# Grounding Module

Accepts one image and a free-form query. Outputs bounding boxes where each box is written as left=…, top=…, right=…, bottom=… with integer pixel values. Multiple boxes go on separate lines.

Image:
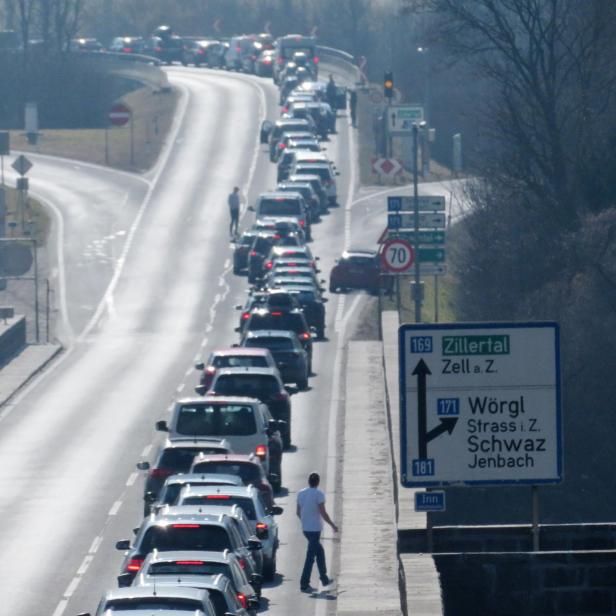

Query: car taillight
left=313, top=56, right=319, bottom=63
left=299, top=219, right=305, bottom=227
left=271, top=311, right=282, bottom=316
left=255, top=444, right=267, bottom=460
left=265, top=261, right=273, bottom=270
left=206, top=494, right=230, bottom=499
left=236, top=46, right=241, bottom=52
left=273, top=391, right=288, bottom=401
left=282, top=106, right=288, bottom=113
left=172, top=523, right=201, bottom=528
left=237, top=592, right=248, bottom=609
left=154, top=47, right=162, bottom=52
left=150, top=468, right=173, bottom=478
left=256, top=522, right=268, bottom=531
left=126, top=558, right=143, bottom=572
left=123, top=47, right=132, bottom=53
left=250, top=251, right=258, bottom=257
left=238, top=557, right=247, bottom=569
left=264, top=58, right=271, bottom=64
left=175, top=560, right=204, bottom=565
left=242, top=312, right=250, bottom=320
left=300, top=332, right=311, bottom=340
left=206, top=366, right=216, bottom=374
left=276, top=56, right=284, bottom=64
left=278, top=143, right=286, bottom=149
left=197, top=49, right=204, bottom=55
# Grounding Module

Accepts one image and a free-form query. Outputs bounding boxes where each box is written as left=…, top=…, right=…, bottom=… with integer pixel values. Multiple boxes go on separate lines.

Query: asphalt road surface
left=0, top=65, right=368, bottom=616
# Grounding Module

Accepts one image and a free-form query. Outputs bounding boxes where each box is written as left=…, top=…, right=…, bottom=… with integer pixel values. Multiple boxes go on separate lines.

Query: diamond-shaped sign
left=12, top=154, right=32, bottom=176
left=372, top=158, right=402, bottom=177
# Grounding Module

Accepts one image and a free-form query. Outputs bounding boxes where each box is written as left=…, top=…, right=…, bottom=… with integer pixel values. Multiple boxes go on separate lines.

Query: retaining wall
left=0, top=315, right=26, bottom=367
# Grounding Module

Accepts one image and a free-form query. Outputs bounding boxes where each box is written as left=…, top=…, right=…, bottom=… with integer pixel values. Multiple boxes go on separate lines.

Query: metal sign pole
left=130, top=114, right=135, bottom=167
left=33, top=239, right=39, bottom=343
left=434, top=275, right=439, bottom=322
left=412, top=123, right=421, bottom=323
left=532, top=485, right=540, bottom=551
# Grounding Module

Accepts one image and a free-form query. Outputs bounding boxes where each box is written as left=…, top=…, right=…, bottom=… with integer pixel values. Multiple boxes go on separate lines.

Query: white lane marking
left=194, top=353, right=201, bottom=362
left=63, top=576, right=80, bottom=598
left=51, top=599, right=68, bottom=616
left=340, top=293, right=363, bottom=331
left=88, top=535, right=103, bottom=554
left=200, top=338, right=208, bottom=348
left=141, top=444, right=152, bottom=457
left=76, top=554, right=94, bottom=576
left=184, top=367, right=193, bottom=377
left=108, top=500, right=122, bottom=516
left=177, top=383, right=185, bottom=393
left=224, top=258, right=231, bottom=268
left=78, top=82, right=190, bottom=341
left=334, top=294, right=346, bottom=333
left=126, top=472, right=139, bottom=486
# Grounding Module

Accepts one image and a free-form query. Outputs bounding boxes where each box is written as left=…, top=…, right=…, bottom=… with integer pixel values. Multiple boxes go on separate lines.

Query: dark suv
left=234, top=230, right=258, bottom=274
left=242, top=308, right=313, bottom=370
left=247, top=233, right=278, bottom=283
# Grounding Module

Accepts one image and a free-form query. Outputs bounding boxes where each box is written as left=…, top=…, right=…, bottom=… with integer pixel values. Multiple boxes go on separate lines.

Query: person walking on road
left=296, top=472, right=338, bottom=592
left=349, top=89, right=358, bottom=128
left=228, top=186, right=241, bottom=238
left=326, top=74, right=337, bottom=111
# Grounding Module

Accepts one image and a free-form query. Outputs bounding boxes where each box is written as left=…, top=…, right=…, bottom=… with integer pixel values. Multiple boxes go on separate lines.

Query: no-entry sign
left=108, top=103, right=132, bottom=127
left=381, top=238, right=414, bottom=273
left=399, top=322, right=562, bottom=487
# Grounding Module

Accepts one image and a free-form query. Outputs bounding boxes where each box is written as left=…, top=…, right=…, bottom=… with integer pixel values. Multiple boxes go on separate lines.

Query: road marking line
left=224, top=258, right=231, bottom=268
left=177, top=383, right=185, bottom=393
left=108, top=500, right=122, bottom=516
left=88, top=535, right=103, bottom=554
left=141, top=444, right=152, bottom=457
left=126, top=472, right=139, bottom=486
left=185, top=367, right=192, bottom=377
left=76, top=554, right=94, bottom=576
left=63, top=576, right=80, bottom=598
left=334, top=295, right=346, bottom=333
left=51, top=599, right=68, bottom=616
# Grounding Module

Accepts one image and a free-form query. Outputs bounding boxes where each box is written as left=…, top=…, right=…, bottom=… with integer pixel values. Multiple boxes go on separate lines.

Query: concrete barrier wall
left=435, top=551, right=616, bottom=615
left=0, top=316, right=26, bottom=367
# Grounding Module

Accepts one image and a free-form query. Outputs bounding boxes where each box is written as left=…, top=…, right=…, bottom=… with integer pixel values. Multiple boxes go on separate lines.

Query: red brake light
left=282, top=106, right=288, bottom=113
left=236, top=46, right=241, bottom=52
left=206, top=494, right=231, bottom=499
left=126, top=558, right=143, bottom=572
left=265, top=261, right=273, bottom=270
left=172, top=523, right=201, bottom=528
left=237, top=593, right=247, bottom=609
left=206, top=366, right=216, bottom=374
left=278, top=143, right=286, bottom=149
left=175, top=560, right=204, bottom=565
left=154, top=47, right=162, bottom=52
left=255, top=444, right=267, bottom=460
left=301, top=332, right=311, bottom=340
left=256, top=522, right=268, bottom=531
left=238, top=557, right=247, bottom=569
left=123, top=47, right=132, bottom=53
left=271, top=311, right=283, bottom=316
left=264, top=58, right=271, bottom=64
left=274, top=391, right=288, bottom=401
left=313, top=56, right=319, bottom=63
left=250, top=250, right=258, bottom=257
left=299, top=219, right=305, bottom=227
left=150, top=468, right=173, bottom=478
left=242, top=312, right=250, bottom=320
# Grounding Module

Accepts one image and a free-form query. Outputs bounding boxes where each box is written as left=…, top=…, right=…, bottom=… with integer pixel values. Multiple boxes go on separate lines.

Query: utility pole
left=412, top=122, right=425, bottom=323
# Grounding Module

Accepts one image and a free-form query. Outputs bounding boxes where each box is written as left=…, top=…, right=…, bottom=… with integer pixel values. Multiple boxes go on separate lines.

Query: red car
left=195, top=348, right=278, bottom=392
left=329, top=249, right=380, bottom=293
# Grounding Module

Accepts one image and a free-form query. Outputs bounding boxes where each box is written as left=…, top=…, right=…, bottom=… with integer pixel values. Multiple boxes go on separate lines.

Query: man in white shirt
left=296, top=471, right=338, bottom=592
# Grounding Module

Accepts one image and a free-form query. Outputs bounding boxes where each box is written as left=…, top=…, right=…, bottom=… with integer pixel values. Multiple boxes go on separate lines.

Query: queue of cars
left=77, top=33, right=384, bottom=616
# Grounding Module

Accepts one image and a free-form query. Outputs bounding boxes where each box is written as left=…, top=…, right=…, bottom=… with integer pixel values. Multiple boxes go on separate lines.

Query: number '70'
left=388, top=246, right=409, bottom=264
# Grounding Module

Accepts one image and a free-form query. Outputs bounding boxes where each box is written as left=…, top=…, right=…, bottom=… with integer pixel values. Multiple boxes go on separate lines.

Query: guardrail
left=317, top=45, right=361, bottom=83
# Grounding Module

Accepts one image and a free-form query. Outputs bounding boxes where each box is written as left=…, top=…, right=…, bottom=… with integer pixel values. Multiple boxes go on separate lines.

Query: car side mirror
left=315, top=256, right=320, bottom=260
left=132, top=527, right=140, bottom=535
left=250, top=573, right=263, bottom=586
left=235, top=304, right=242, bottom=310
left=136, top=461, right=150, bottom=471
left=248, top=537, right=263, bottom=550
left=322, top=297, right=328, bottom=303
left=335, top=171, right=340, bottom=176
left=320, top=279, right=326, bottom=284
left=76, top=613, right=92, bottom=616
left=232, top=343, right=239, bottom=348
left=117, top=573, right=133, bottom=587
left=144, top=491, right=156, bottom=503
left=155, top=420, right=168, bottom=432
left=194, top=385, right=207, bottom=396
left=234, top=326, right=241, bottom=333
left=248, top=205, right=255, bottom=212
left=272, top=505, right=284, bottom=515
left=316, top=269, right=321, bottom=273
left=195, top=361, right=204, bottom=370
left=115, top=539, right=130, bottom=550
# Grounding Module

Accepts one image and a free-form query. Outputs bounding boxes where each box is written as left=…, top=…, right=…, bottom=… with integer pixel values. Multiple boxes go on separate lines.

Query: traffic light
left=384, top=71, right=394, bottom=101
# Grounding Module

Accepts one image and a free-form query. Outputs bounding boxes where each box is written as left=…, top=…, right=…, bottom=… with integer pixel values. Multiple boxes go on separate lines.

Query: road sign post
left=399, top=322, right=562, bottom=487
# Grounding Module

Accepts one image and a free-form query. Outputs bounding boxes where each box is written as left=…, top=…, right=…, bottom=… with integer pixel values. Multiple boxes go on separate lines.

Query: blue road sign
left=415, top=491, right=446, bottom=512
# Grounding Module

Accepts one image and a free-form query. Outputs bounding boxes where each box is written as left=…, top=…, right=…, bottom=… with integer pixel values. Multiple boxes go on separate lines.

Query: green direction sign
left=388, top=230, right=446, bottom=245
left=418, top=248, right=446, bottom=263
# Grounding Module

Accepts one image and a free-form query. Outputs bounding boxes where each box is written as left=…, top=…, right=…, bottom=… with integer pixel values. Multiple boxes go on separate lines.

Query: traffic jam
left=77, top=34, right=381, bottom=616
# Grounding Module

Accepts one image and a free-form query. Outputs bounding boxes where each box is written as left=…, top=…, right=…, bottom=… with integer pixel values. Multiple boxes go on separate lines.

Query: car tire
left=233, top=263, right=241, bottom=275
left=263, top=551, right=277, bottom=582
left=298, top=377, right=309, bottom=391
left=283, top=424, right=291, bottom=450
left=317, top=325, right=325, bottom=340
left=329, top=282, right=336, bottom=293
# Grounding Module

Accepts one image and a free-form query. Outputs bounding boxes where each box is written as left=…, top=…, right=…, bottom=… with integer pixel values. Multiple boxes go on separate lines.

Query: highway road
left=0, top=65, right=366, bottom=616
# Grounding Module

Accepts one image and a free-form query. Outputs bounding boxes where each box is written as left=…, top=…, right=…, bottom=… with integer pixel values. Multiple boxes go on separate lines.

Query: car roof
left=275, top=118, right=310, bottom=126
left=163, top=437, right=230, bottom=449
left=259, top=191, right=304, bottom=200
left=137, top=573, right=228, bottom=591
left=103, top=585, right=209, bottom=601
left=213, top=366, right=280, bottom=377
left=190, top=452, right=262, bottom=464
left=176, top=395, right=261, bottom=406
left=146, top=549, right=235, bottom=564
left=164, top=473, right=244, bottom=486
left=210, top=347, right=271, bottom=357
left=180, top=484, right=258, bottom=499
left=244, top=329, right=297, bottom=339
left=342, top=249, right=378, bottom=258
left=156, top=506, right=233, bottom=523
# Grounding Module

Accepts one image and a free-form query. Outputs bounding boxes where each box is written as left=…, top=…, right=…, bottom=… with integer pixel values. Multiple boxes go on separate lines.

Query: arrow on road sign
left=418, top=248, right=446, bottom=263
left=388, top=195, right=446, bottom=212
left=413, top=359, right=457, bottom=460
left=388, top=212, right=446, bottom=229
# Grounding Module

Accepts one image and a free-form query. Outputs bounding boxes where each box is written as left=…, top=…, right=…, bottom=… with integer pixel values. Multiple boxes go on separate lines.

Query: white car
left=176, top=484, right=283, bottom=581
left=289, top=161, right=339, bottom=206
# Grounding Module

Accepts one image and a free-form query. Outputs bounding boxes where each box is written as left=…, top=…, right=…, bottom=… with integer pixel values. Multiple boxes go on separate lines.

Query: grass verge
left=2, top=185, right=50, bottom=245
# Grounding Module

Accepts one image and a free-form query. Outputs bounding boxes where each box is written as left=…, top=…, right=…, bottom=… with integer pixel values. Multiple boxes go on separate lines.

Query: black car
left=234, top=230, right=258, bottom=274
left=242, top=308, right=313, bottom=370
left=207, top=367, right=292, bottom=449
left=182, top=39, right=211, bottom=66
left=247, top=233, right=278, bottom=283
left=241, top=330, right=309, bottom=390
left=136, top=438, right=232, bottom=515
left=236, top=291, right=269, bottom=330
left=109, top=36, right=143, bottom=54
left=282, top=286, right=327, bottom=339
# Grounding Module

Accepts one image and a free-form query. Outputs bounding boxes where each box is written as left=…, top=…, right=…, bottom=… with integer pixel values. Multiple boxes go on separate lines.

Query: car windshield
left=259, top=199, right=301, bottom=217
left=159, top=447, right=225, bottom=471
left=191, top=461, right=261, bottom=484
left=244, top=336, right=294, bottom=351
left=141, top=524, right=231, bottom=552
left=148, top=561, right=231, bottom=576
left=176, top=404, right=256, bottom=436
left=213, top=374, right=279, bottom=397
left=181, top=495, right=257, bottom=520
left=212, top=355, right=268, bottom=369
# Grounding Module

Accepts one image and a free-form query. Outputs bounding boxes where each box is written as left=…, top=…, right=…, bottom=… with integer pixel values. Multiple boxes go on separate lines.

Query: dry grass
left=8, top=86, right=179, bottom=172
left=2, top=186, right=50, bottom=244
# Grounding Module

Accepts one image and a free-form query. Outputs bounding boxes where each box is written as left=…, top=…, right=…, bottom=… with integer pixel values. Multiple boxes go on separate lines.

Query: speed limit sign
left=381, top=238, right=414, bottom=273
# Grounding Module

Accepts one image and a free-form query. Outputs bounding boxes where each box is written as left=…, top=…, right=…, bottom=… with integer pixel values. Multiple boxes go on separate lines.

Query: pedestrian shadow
left=262, top=572, right=285, bottom=589
left=308, top=589, right=337, bottom=601
left=275, top=486, right=289, bottom=497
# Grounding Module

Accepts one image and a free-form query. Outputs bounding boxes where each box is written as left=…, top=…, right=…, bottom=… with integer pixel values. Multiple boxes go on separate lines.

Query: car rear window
left=244, top=336, right=294, bottom=351
left=176, top=404, right=257, bottom=436
left=259, top=198, right=302, bottom=217
left=213, top=374, right=279, bottom=397
left=181, top=495, right=257, bottom=520
left=253, top=237, right=274, bottom=253
left=159, top=447, right=225, bottom=471
left=240, top=234, right=255, bottom=246
left=106, top=597, right=203, bottom=611
left=141, top=524, right=231, bottom=553
left=295, top=165, right=332, bottom=181
left=191, top=461, right=261, bottom=484
left=212, top=355, right=268, bottom=369
left=247, top=312, right=306, bottom=333
left=148, top=560, right=231, bottom=577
